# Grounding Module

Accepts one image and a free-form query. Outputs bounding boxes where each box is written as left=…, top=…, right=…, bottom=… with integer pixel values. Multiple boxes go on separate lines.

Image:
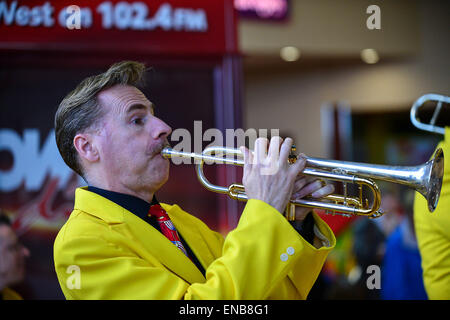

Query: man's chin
left=152, top=164, right=170, bottom=189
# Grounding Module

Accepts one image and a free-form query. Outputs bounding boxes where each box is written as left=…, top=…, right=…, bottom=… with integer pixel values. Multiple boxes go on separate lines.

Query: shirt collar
left=87, top=186, right=159, bottom=222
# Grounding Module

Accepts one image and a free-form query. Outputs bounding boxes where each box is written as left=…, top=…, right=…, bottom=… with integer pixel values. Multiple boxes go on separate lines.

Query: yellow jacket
left=414, top=127, right=450, bottom=299
left=54, top=187, right=335, bottom=300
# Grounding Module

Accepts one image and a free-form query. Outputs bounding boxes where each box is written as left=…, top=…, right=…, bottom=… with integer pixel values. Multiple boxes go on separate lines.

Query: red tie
left=148, top=204, right=190, bottom=258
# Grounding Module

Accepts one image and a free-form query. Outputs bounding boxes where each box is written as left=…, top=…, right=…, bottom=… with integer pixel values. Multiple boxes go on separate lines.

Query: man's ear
left=73, top=133, right=99, bottom=163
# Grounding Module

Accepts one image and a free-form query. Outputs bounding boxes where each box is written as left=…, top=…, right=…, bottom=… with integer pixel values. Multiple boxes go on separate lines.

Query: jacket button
left=287, top=247, right=295, bottom=255
left=280, top=253, right=289, bottom=261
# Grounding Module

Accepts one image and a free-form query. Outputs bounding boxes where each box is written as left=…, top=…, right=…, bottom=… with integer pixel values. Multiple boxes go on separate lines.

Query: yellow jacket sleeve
left=186, top=200, right=334, bottom=300
left=414, top=127, right=450, bottom=299
left=54, top=189, right=335, bottom=300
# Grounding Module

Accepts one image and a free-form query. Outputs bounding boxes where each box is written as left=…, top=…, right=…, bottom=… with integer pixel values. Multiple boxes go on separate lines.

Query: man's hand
left=240, top=137, right=306, bottom=214
left=291, top=172, right=335, bottom=221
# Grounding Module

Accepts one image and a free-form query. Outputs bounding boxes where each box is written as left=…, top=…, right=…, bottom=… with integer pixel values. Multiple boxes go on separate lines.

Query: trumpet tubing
left=161, top=145, right=444, bottom=220
left=410, top=93, right=450, bottom=135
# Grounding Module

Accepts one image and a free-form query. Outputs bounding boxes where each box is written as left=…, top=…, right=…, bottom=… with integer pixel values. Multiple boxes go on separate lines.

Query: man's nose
left=151, top=117, right=172, bottom=140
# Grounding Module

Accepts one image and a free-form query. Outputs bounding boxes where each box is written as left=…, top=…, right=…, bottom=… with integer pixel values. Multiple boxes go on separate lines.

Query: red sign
left=0, top=0, right=238, bottom=55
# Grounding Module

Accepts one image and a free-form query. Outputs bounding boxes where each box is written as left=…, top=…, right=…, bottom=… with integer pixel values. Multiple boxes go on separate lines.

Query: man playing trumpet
left=53, top=61, right=336, bottom=300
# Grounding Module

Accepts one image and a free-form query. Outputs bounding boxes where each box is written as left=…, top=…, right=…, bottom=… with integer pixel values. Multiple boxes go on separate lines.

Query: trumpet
left=162, top=145, right=444, bottom=220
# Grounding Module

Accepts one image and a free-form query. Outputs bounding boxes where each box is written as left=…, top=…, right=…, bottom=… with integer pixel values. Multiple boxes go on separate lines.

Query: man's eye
left=132, top=118, right=144, bottom=125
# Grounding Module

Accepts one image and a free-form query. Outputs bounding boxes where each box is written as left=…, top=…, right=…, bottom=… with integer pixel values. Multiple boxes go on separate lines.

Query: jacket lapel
left=122, top=210, right=206, bottom=284
left=75, top=187, right=206, bottom=285
left=163, top=204, right=217, bottom=272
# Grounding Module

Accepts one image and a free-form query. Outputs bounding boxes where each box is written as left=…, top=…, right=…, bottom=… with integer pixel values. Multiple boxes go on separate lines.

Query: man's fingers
left=240, top=146, right=254, bottom=177
left=254, top=137, right=268, bottom=164
left=292, top=176, right=312, bottom=193
left=311, top=184, right=335, bottom=198
left=240, top=146, right=253, bottom=176
left=288, top=153, right=307, bottom=177
left=240, top=146, right=253, bottom=164
left=279, top=137, right=294, bottom=165
left=292, top=180, right=334, bottom=199
left=267, top=136, right=283, bottom=160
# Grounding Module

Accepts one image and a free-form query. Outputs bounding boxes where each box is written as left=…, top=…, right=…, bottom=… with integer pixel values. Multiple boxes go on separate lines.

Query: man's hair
left=55, top=61, right=147, bottom=178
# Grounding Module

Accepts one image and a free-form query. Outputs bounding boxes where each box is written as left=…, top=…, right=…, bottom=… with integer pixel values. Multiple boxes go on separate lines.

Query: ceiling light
left=361, top=48, right=379, bottom=64
left=280, top=46, right=301, bottom=62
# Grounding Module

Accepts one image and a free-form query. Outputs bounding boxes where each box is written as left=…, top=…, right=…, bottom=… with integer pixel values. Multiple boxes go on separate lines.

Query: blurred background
left=0, top=0, right=449, bottom=299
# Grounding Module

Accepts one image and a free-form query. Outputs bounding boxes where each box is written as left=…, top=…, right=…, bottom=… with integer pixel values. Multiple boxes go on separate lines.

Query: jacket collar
left=74, top=187, right=125, bottom=223
left=86, top=186, right=158, bottom=223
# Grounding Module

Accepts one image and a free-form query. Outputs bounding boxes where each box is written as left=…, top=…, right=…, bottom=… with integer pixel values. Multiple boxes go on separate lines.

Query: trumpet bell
left=425, top=147, right=444, bottom=211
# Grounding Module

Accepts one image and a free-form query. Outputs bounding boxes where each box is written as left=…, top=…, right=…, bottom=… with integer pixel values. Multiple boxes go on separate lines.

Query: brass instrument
left=410, top=93, right=450, bottom=135
left=162, top=145, right=444, bottom=221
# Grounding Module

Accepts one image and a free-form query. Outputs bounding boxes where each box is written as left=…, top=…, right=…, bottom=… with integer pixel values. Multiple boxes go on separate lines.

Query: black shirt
left=87, top=186, right=206, bottom=277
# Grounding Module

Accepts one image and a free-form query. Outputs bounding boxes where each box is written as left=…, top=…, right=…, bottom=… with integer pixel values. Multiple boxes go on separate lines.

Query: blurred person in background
left=323, top=217, right=385, bottom=300
left=375, top=188, right=403, bottom=238
left=346, top=217, right=385, bottom=300
left=381, top=189, right=427, bottom=300
left=0, top=211, right=30, bottom=300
